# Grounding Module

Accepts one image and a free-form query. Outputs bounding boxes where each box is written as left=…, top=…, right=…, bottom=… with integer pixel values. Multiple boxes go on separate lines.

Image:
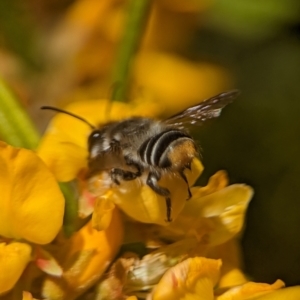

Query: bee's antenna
left=41, top=106, right=96, bottom=130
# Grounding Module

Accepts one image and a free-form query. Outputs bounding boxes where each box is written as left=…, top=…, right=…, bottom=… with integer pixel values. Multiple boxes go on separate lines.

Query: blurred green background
left=1, top=0, right=300, bottom=286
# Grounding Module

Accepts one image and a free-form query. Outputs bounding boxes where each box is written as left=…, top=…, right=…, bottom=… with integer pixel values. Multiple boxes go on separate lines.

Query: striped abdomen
left=138, top=129, right=197, bottom=169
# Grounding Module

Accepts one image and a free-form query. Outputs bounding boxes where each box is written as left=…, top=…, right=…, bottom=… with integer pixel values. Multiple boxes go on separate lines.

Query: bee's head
left=87, top=126, right=124, bottom=178
left=88, top=128, right=108, bottom=158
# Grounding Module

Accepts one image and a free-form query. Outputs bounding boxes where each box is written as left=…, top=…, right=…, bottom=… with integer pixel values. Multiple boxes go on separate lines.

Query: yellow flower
left=150, top=257, right=300, bottom=300
left=0, top=142, right=64, bottom=244
left=151, top=257, right=221, bottom=300
left=208, top=239, right=248, bottom=288
left=90, top=158, right=203, bottom=226
left=132, top=51, right=233, bottom=116
left=107, top=171, right=251, bottom=298
left=148, top=170, right=253, bottom=246
left=217, top=280, right=286, bottom=300
left=0, top=242, right=32, bottom=295
left=0, top=142, right=65, bottom=294
left=85, top=163, right=202, bottom=229
left=42, top=207, right=123, bottom=300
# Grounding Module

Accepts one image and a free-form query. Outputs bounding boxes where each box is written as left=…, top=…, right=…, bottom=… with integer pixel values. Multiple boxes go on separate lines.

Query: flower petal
left=92, top=192, right=116, bottom=231
left=158, top=183, right=253, bottom=244
left=35, top=247, right=63, bottom=277
left=255, top=286, right=300, bottom=300
left=196, top=184, right=253, bottom=245
left=116, top=238, right=204, bottom=295
left=0, top=142, right=64, bottom=244
left=111, top=158, right=203, bottom=225
left=194, top=170, right=228, bottom=198
left=133, top=52, right=232, bottom=116
left=208, top=239, right=248, bottom=288
left=38, top=135, right=87, bottom=182
left=42, top=208, right=123, bottom=299
left=217, top=280, right=285, bottom=300
left=0, top=242, right=32, bottom=295
left=22, top=291, right=39, bottom=300
left=151, top=257, right=221, bottom=300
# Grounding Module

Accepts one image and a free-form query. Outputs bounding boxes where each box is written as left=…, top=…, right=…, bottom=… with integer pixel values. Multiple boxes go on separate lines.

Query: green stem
left=59, top=182, right=79, bottom=237
left=0, top=78, right=40, bottom=148
left=111, top=0, right=151, bottom=102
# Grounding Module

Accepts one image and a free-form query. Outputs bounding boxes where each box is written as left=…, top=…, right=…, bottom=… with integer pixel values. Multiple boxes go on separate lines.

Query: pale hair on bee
left=42, top=90, right=239, bottom=222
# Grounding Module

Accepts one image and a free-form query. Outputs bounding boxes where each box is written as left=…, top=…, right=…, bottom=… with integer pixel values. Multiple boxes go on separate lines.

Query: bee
left=42, top=90, right=239, bottom=222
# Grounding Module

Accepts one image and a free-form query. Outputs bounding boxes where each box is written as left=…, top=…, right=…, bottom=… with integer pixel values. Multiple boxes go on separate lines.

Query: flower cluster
left=0, top=99, right=296, bottom=299
left=0, top=0, right=299, bottom=299
left=0, top=141, right=64, bottom=296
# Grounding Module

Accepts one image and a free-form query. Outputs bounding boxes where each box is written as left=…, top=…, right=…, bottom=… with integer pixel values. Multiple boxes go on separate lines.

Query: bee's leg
left=179, top=169, right=192, bottom=200
left=110, top=168, right=140, bottom=185
left=124, top=156, right=144, bottom=177
left=146, top=171, right=172, bottom=222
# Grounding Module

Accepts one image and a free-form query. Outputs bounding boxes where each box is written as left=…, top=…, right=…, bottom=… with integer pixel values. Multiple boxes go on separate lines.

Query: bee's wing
left=164, top=90, right=239, bottom=129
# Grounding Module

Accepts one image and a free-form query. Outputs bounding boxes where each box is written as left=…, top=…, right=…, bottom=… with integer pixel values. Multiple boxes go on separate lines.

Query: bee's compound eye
left=91, top=131, right=101, bottom=139
left=88, top=130, right=103, bottom=147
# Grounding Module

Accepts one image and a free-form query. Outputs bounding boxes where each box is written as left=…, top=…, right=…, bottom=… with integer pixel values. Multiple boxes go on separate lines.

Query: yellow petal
left=111, top=159, right=203, bottom=225
left=42, top=208, right=123, bottom=299
left=38, top=100, right=98, bottom=181
left=112, top=176, right=187, bottom=226
left=152, top=257, right=221, bottom=300
left=0, top=142, right=64, bottom=244
left=208, top=239, right=248, bottom=287
left=217, top=280, right=285, bottom=300
left=255, top=286, right=300, bottom=300
left=22, top=291, right=39, bottom=300
left=160, top=183, right=253, bottom=244
left=218, top=267, right=248, bottom=290
left=38, top=134, right=87, bottom=182
left=185, top=158, right=204, bottom=186
left=123, top=237, right=206, bottom=294
left=133, top=52, right=232, bottom=116
left=0, top=242, right=32, bottom=295
left=92, top=192, right=116, bottom=231
left=197, top=185, right=253, bottom=245
left=195, top=170, right=228, bottom=198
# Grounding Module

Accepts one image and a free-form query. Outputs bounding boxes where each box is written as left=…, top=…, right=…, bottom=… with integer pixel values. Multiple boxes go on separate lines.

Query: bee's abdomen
left=139, top=130, right=196, bottom=168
